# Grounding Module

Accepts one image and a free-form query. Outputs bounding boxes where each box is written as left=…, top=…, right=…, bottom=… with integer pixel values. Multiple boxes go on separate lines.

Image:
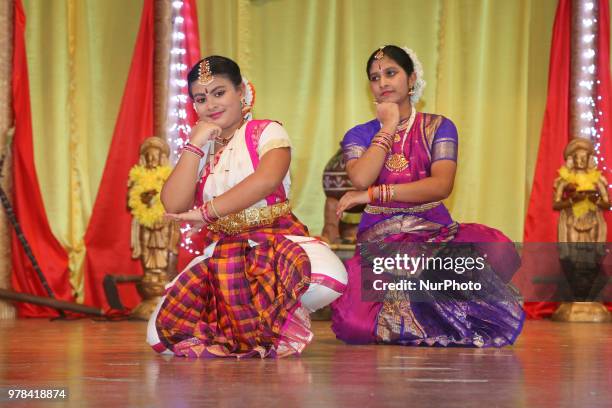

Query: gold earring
left=241, top=99, right=252, bottom=116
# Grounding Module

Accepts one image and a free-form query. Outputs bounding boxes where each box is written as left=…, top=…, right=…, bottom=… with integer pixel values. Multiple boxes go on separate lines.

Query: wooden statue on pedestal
left=128, top=137, right=180, bottom=320
left=552, top=137, right=611, bottom=322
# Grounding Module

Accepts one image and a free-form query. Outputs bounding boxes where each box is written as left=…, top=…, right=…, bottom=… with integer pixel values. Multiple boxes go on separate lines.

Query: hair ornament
left=198, top=58, right=214, bottom=85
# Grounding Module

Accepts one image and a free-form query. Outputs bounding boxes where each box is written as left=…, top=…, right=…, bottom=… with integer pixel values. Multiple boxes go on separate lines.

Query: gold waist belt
left=364, top=201, right=441, bottom=215
left=208, top=201, right=292, bottom=235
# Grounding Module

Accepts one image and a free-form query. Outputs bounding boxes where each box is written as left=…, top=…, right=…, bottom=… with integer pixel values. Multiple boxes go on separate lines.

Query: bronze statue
left=552, top=137, right=611, bottom=322
left=553, top=138, right=610, bottom=242
left=128, top=137, right=180, bottom=319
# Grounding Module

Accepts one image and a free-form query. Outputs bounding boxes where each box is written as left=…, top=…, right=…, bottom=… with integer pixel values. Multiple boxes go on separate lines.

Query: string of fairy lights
left=166, top=1, right=191, bottom=165
left=165, top=1, right=202, bottom=255
left=575, top=1, right=607, bottom=185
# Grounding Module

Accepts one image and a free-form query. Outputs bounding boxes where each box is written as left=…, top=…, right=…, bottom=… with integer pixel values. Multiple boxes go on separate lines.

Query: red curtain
left=522, top=0, right=612, bottom=318
left=83, top=0, right=155, bottom=310
left=183, top=0, right=202, bottom=127
left=10, top=0, right=71, bottom=317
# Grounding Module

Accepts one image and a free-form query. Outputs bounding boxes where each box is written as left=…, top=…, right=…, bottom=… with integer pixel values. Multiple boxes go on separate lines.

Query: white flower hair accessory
left=401, top=47, right=426, bottom=104
left=242, top=76, right=255, bottom=120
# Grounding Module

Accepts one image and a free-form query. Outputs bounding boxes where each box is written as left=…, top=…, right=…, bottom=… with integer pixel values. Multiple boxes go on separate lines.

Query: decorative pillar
left=154, top=0, right=172, bottom=139
left=0, top=0, right=16, bottom=319
left=570, top=0, right=603, bottom=157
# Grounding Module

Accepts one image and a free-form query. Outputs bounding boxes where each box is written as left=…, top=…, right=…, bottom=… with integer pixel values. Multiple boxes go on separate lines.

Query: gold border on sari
left=358, top=215, right=458, bottom=243
left=358, top=215, right=444, bottom=242
left=343, top=144, right=367, bottom=161
left=419, top=113, right=444, bottom=161
left=365, top=201, right=441, bottom=215
left=376, top=297, right=426, bottom=343
left=258, top=139, right=291, bottom=157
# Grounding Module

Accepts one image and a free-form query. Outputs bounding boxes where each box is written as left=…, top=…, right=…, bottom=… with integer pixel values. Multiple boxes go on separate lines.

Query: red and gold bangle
left=371, top=139, right=390, bottom=149
left=371, top=135, right=392, bottom=152
left=379, top=184, right=394, bottom=203
left=198, top=205, right=210, bottom=223
left=374, top=131, right=393, bottom=142
left=376, top=131, right=394, bottom=145
left=371, top=140, right=390, bottom=153
left=199, top=201, right=217, bottom=223
left=368, top=186, right=375, bottom=203
left=183, top=142, right=205, bottom=158
left=377, top=136, right=393, bottom=148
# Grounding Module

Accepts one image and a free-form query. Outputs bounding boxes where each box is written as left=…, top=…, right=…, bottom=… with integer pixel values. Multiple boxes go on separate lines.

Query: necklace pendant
left=394, top=134, right=401, bottom=143
left=215, top=137, right=231, bottom=146
left=385, top=153, right=409, bottom=172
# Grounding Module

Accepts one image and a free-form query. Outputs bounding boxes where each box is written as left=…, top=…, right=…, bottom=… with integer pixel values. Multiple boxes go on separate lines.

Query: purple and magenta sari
left=330, top=113, right=525, bottom=347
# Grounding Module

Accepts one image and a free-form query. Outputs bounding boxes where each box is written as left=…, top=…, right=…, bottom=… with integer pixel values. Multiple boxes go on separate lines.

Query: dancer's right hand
left=336, top=190, right=370, bottom=219
left=190, top=121, right=222, bottom=148
left=375, top=102, right=400, bottom=129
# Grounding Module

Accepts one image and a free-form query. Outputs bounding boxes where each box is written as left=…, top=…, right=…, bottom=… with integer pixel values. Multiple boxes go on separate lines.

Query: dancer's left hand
left=165, top=210, right=207, bottom=238
left=165, top=209, right=203, bottom=223
left=336, top=190, right=370, bottom=218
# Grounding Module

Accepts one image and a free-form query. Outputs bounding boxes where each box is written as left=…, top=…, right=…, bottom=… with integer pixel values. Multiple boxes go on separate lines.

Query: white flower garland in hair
left=242, top=76, right=255, bottom=120
left=401, top=47, right=426, bottom=104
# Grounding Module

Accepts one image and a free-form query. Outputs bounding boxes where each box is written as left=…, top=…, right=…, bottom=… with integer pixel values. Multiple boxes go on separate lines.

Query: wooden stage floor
left=0, top=319, right=610, bottom=407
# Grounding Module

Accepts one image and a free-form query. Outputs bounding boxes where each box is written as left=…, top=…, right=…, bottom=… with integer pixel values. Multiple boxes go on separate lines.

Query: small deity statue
left=128, top=137, right=180, bottom=319
left=552, top=138, right=611, bottom=321
left=553, top=138, right=610, bottom=243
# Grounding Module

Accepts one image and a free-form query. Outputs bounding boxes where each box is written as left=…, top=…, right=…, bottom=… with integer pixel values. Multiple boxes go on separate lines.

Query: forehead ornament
left=198, top=59, right=214, bottom=86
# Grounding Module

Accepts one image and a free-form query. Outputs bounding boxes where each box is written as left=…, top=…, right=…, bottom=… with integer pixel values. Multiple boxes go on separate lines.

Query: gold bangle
left=209, top=198, right=221, bottom=219
left=371, top=142, right=389, bottom=153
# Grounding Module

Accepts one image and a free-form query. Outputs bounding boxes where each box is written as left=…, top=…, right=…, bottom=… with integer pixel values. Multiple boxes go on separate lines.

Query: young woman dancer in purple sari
left=331, top=45, right=524, bottom=347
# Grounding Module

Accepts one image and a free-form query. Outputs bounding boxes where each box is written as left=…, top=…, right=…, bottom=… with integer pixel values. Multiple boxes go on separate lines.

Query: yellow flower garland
left=128, top=165, right=172, bottom=228
left=558, top=166, right=600, bottom=218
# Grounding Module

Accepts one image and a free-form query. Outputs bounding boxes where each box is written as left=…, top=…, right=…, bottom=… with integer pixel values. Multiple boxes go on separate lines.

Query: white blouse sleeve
left=257, top=121, right=292, bottom=157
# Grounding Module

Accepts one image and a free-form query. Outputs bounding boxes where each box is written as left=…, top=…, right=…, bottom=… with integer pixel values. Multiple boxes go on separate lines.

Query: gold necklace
left=214, top=119, right=246, bottom=146
left=384, top=107, right=416, bottom=173
left=209, top=119, right=246, bottom=174
left=215, top=137, right=232, bottom=146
